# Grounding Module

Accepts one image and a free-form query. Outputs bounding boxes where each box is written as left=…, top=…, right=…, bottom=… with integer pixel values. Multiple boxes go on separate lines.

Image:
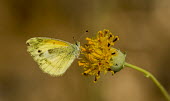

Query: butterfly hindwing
left=38, top=47, right=77, bottom=76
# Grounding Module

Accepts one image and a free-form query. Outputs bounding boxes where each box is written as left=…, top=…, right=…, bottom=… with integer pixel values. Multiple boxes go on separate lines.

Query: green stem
left=124, top=62, right=170, bottom=101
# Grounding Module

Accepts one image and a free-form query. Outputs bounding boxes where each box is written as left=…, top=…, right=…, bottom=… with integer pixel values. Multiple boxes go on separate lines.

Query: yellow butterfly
left=26, top=37, right=80, bottom=76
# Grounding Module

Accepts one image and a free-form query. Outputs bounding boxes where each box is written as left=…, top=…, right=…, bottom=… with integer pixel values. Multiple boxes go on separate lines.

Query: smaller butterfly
left=26, top=37, right=80, bottom=76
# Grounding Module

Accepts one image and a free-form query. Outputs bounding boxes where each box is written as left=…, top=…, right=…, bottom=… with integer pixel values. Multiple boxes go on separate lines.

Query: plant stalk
left=124, top=62, right=170, bottom=101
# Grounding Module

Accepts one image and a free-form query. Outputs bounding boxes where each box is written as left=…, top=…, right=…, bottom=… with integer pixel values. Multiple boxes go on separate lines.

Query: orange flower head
left=78, top=29, right=126, bottom=83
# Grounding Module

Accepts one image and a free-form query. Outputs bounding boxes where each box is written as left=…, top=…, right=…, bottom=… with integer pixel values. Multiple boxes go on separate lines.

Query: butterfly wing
left=26, top=37, right=79, bottom=76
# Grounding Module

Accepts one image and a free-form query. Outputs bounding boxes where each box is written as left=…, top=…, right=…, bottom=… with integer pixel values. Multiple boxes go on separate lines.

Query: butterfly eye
left=75, top=42, right=80, bottom=47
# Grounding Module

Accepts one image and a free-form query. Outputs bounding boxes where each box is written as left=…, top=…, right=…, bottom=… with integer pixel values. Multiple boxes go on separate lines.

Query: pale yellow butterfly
left=26, top=37, right=80, bottom=76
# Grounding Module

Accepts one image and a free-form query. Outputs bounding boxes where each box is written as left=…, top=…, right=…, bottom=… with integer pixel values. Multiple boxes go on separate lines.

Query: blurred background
left=0, top=0, right=170, bottom=101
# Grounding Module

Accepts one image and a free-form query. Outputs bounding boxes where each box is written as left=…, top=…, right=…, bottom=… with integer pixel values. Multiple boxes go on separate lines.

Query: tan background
left=0, top=0, right=170, bottom=101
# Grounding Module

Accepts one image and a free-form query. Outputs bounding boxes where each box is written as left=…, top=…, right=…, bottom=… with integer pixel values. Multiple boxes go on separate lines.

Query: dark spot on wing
left=48, top=49, right=54, bottom=54
left=38, top=50, right=41, bottom=53
left=37, top=39, right=43, bottom=42
left=115, top=64, right=118, bottom=66
left=39, top=53, right=43, bottom=56
left=26, top=42, right=30, bottom=46
left=86, top=30, right=89, bottom=32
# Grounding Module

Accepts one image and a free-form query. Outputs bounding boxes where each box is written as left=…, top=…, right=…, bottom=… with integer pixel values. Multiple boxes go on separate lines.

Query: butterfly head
left=72, top=41, right=80, bottom=58
left=75, top=41, right=80, bottom=47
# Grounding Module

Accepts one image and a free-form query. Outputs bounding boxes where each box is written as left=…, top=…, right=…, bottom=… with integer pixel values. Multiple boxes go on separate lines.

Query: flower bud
left=110, top=49, right=126, bottom=72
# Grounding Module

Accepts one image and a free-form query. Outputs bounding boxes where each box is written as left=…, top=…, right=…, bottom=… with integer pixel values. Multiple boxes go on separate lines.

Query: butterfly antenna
left=73, top=36, right=76, bottom=42
left=73, top=36, right=78, bottom=45
left=73, top=30, right=89, bottom=42
left=78, top=30, right=89, bottom=40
